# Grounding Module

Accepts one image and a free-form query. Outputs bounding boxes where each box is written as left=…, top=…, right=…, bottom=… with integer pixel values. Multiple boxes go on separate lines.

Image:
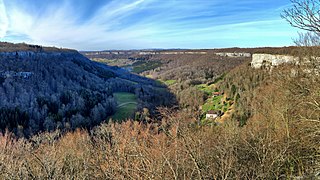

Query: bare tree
left=282, top=0, right=320, bottom=69
left=282, top=0, right=320, bottom=33
left=294, top=31, right=320, bottom=46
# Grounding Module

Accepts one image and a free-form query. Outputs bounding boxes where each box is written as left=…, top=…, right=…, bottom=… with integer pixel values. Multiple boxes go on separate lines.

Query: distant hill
left=0, top=42, right=76, bottom=53
left=0, top=42, right=174, bottom=137
left=82, top=46, right=313, bottom=58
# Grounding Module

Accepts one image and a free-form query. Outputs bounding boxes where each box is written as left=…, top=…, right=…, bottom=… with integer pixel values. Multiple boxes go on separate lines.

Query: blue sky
left=0, top=0, right=298, bottom=50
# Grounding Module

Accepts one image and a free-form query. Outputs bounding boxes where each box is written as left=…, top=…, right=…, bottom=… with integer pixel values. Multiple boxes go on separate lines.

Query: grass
left=196, top=83, right=232, bottom=116
left=201, top=94, right=234, bottom=123
left=112, top=104, right=137, bottom=121
left=155, top=79, right=177, bottom=87
left=113, top=92, right=137, bottom=104
left=112, top=92, right=138, bottom=121
left=92, top=58, right=114, bottom=64
left=202, top=95, right=223, bottom=112
left=91, top=58, right=162, bottom=74
left=196, top=84, right=216, bottom=94
left=91, top=58, right=135, bottom=68
left=202, top=95, right=232, bottom=113
left=132, top=61, right=162, bottom=73
left=163, top=79, right=177, bottom=86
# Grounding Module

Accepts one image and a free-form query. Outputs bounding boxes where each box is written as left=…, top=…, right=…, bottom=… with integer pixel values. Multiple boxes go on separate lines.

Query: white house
left=206, top=110, right=221, bottom=120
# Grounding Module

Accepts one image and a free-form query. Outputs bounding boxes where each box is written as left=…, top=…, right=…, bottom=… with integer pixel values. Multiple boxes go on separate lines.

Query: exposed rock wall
left=215, top=52, right=251, bottom=58
left=83, top=51, right=207, bottom=56
left=0, top=51, right=78, bottom=60
left=251, top=54, right=299, bottom=68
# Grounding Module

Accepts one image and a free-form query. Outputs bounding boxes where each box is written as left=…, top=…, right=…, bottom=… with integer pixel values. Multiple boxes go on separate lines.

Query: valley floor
left=111, top=92, right=138, bottom=121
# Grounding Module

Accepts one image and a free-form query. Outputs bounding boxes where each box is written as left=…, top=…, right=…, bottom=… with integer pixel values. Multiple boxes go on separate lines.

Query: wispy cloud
left=1, top=0, right=296, bottom=50
left=0, top=0, right=8, bottom=38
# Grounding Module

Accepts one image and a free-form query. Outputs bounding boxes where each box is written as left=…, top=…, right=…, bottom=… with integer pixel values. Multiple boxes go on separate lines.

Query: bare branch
left=282, top=0, right=320, bottom=33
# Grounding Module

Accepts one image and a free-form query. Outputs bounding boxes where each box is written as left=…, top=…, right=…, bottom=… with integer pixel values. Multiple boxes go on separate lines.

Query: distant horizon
left=0, top=0, right=298, bottom=50
left=1, top=40, right=298, bottom=52
left=79, top=45, right=298, bottom=52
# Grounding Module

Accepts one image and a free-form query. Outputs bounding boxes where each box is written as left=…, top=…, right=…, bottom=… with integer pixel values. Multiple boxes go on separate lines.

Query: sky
left=0, top=0, right=299, bottom=50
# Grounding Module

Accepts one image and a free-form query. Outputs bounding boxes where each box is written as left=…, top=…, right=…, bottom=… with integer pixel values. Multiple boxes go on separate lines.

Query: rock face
left=215, top=52, right=251, bottom=58
left=251, top=54, right=299, bottom=69
left=0, top=51, right=78, bottom=66
left=83, top=50, right=207, bottom=56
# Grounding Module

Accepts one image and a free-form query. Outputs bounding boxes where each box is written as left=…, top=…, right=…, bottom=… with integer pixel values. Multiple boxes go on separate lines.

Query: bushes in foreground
left=0, top=63, right=318, bottom=179
left=0, top=106, right=318, bottom=179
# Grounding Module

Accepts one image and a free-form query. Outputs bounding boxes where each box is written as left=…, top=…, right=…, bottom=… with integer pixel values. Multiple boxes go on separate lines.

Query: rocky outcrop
left=0, top=51, right=78, bottom=60
left=251, top=54, right=299, bottom=69
left=83, top=50, right=207, bottom=56
left=215, top=52, right=251, bottom=58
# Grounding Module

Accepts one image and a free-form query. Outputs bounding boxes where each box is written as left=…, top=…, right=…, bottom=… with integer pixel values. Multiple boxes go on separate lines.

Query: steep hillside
left=82, top=50, right=250, bottom=115
left=0, top=42, right=174, bottom=136
left=0, top=58, right=317, bottom=179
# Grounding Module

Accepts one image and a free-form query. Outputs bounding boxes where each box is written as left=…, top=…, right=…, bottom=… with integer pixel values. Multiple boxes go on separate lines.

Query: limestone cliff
left=251, top=54, right=299, bottom=68
left=215, top=52, right=251, bottom=58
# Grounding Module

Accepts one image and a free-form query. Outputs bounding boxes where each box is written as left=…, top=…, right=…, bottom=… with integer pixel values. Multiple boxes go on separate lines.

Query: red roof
left=207, top=110, right=220, bottom=114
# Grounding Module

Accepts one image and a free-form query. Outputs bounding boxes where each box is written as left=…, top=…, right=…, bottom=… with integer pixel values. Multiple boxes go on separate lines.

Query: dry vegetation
left=213, top=46, right=304, bottom=56
left=0, top=61, right=318, bottom=179
left=0, top=0, right=319, bottom=178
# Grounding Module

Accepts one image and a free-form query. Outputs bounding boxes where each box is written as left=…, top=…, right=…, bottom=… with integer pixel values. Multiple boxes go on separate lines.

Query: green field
left=202, top=95, right=232, bottom=113
left=155, top=79, right=177, bottom=86
left=202, top=95, right=223, bottom=112
left=163, top=79, right=177, bottom=86
left=112, top=92, right=138, bottom=121
left=131, top=61, right=162, bottom=73
left=196, top=84, right=216, bottom=94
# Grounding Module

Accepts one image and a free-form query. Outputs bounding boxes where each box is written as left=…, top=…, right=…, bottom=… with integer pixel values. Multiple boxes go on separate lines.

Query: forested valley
left=0, top=42, right=317, bottom=179
left=0, top=0, right=319, bottom=178
left=0, top=42, right=175, bottom=137
left=0, top=40, right=317, bottom=179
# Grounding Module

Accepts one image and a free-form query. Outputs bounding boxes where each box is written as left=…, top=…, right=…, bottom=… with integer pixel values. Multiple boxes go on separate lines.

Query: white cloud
left=1, top=0, right=296, bottom=50
left=2, top=0, right=154, bottom=49
left=0, top=0, right=8, bottom=38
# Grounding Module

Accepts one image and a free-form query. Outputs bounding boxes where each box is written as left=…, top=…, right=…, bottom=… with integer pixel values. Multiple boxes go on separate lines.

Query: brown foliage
left=0, top=58, right=318, bottom=179
left=0, top=100, right=318, bottom=179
